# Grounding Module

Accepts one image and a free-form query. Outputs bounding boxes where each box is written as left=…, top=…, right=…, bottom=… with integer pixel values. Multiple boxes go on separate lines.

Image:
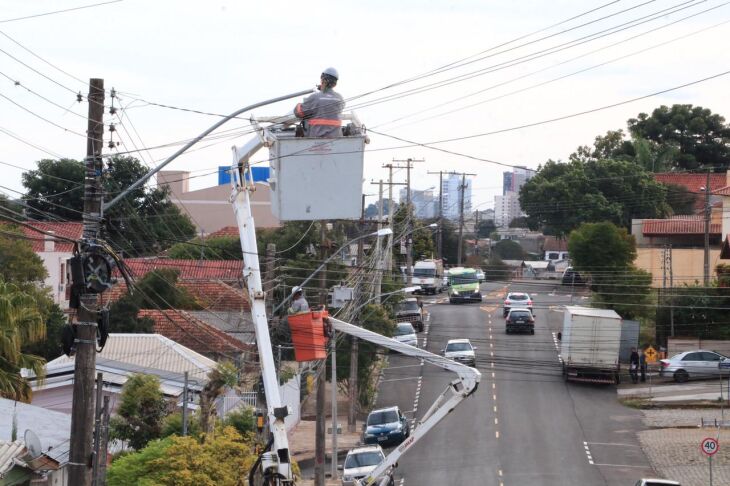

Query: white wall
left=37, top=251, right=72, bottom=309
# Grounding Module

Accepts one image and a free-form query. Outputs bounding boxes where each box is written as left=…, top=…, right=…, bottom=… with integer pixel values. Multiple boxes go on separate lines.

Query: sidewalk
left=289, top=418, right=364, bottom=464
left=619, top=379, right=730, bottom=404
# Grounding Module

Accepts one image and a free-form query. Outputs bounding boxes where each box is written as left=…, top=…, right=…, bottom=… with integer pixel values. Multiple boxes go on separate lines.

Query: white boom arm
left=329, top=318, right=481, bottom=486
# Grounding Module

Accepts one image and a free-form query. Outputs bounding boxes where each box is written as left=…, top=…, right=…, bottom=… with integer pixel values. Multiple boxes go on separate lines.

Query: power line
left=0, top=1, right=124, bottom=24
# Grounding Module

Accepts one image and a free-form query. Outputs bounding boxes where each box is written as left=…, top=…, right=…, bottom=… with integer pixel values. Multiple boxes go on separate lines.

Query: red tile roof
left=20, top=222, right=83, bottom=252
left=543, top=236, right=568, bottom=252
left=643, top=218, right=722, bottom=235
left=206, top=226, right=240, bottom=239
left=119, top=258, right=243, bottom=281
left=654, top=173, right=726, bottom=192
left=138, top=309, right=250, bottom=356
left=101, top=280, right=250, bottom=311
left=713, top=186, right=730, bottom=196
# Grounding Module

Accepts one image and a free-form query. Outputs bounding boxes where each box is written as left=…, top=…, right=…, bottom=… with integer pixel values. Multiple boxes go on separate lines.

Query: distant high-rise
left=400, top=188, right=436, bottom=219
left=440, top=173, right=472, bottom=221
left=502, top=172, right=513, bottom=195
left=495, top=166, right=535, bottom=227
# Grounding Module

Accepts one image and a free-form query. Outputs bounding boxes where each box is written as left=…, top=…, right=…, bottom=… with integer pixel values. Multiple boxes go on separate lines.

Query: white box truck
left=412, top=259, right=444, bottom=295
left=561, top=306, right=622, bottom=384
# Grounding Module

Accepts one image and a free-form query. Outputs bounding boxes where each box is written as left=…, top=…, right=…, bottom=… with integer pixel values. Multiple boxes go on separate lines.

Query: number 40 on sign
left=701, top=437, right=719, bottom=456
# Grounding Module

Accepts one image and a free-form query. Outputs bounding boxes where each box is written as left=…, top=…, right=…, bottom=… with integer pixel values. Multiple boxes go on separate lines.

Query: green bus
left=447, top=267, right=482, bottom=304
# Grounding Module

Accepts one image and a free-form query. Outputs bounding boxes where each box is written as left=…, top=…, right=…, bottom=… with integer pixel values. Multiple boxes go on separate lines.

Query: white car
left=442, top=338, right=476, bottom=367
left=634, top=480, right=680, bottom=486
left=393, top=322, right=418, bottom=347
left=476, top=269, right=485, bottom=282
left=340, top=445, right=394, bottom=486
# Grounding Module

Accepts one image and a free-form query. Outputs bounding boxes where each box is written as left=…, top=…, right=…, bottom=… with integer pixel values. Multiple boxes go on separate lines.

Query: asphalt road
left=373, top=281, right=655, bottom=486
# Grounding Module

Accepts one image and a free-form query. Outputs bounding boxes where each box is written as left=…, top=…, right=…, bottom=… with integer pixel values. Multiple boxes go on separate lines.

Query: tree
left=222, top=407, right=256, bottom=436
left=628, top=104, right=730, bottom=171
left=167, top=236, right=242, bottom=260
left=199, top=362, right=239, bottom=433
left=21, top=304, right=67, bottom=361
left=161, top=411, right=202, bottom=439
left=107, top=427, right=259, bottom=486
left=476, top=219, right=496, bottom=238
left=508, top=216, right=529, bottom=228
left=493, top=240, right=525, bottom=260
left=22, top=156, right=196, bottom=255
left=519, top=158, right=669, bottom=237
left=568, top=222, right=650, bottom=319
left=0, top=228, right=48, bottom=286
left=110, top=374, right=168, bottom=450
left=483, top=256, right=512, bottom=281
left=109, top=269, right=199, bottom=333
left=0, top=280, right=46, bottom=402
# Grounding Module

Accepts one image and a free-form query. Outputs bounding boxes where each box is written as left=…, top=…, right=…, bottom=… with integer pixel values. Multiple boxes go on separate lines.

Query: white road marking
left=498, top=470, right=503, bottom=477
left=496, top=430, right=500, bottom=438
left=494, top=418, right=498, bottom=425
left=587, top=442, right=641, bottom=448
left=494, top=405, right=497, bottom=412
left=592, top=463, right=652, bottom=468
left=583, top=441, right=595, bottom=465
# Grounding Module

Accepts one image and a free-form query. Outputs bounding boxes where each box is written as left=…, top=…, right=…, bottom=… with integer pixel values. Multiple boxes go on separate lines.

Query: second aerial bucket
left=288, top=310, right=328, bottom=361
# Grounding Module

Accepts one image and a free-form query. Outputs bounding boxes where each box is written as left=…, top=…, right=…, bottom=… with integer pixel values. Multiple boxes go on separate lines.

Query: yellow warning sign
left=644, top=346, right=658, bottom=363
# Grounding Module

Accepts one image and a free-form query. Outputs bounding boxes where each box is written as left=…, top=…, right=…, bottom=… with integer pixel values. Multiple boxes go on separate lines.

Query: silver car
left=659, top=350, right=730, bottom=383
left=393, top=322, right=418, bottom=347
left=443, top=338, right=476, bottom=367
left=340, top=445, right=394, bottom=486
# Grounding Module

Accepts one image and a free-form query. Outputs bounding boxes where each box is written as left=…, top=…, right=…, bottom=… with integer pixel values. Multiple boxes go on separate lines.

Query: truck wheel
left=530, top=329, right=535, bottom=335
left=614, top=372, right=621, bottom=385
left=674, top=369, right=689, bottom=383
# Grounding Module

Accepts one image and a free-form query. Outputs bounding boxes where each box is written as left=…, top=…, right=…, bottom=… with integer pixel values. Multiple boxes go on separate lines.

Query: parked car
left=476, top=269, right=485, bottom=283
left=634, top=480, right=680, bottom=486
left=505, top=308, right=535, bottom=334
left=393, top=322, right=418, bottom=347
left=503, top=292, right=533, bottom=317
left=442, top=338, right=476, bottom=367
left=340, top=445, right=394, bottom=486
left=394, top=298, right=424, bottom=332
left=659, top=350, right=730, bottom=383
left=363, top=406, right=410, bottom=446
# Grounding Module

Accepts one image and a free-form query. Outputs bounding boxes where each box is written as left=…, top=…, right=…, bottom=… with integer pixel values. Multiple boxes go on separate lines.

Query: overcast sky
left=2, top=0, right=730, bottom=215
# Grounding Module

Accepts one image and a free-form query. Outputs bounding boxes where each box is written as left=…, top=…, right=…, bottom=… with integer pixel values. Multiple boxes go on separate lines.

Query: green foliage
left=483, top=256, right=512, bottom=281
left=199, top=362, right=239, bottom=433
left=257, top=221, right=320, bottom=258
left=0, top=228, right=48, bottom=286
left=166, top=236, right=242, bottom=260
left=628, top=104, right=730, bottom=171
left=21, top=156, right=196, bottom=256
left=109, top=269, right=198, bottom=333
left=0, top=280, right=46, bottom=402
left=568, top=222, right=650, bottom=320
left=108, top=427, right=258, bottom=486
left=520, top=158, right=668, bottom=237
left=391, top=204, right=435, bottom=264
left=21, top=304, right=67, bottom=361
left=110, top=374, right=168, bottom=450
left=161, top=412, right=201, bottom=439
left=476, top=219, right=496, bottom=238
left=221, top=407, right=256, bottom=436
left=493, top=240, right=525, bottom=260
left=508, top=216, right=529, bottom=228
left=655, top=284, right=730, bottom=341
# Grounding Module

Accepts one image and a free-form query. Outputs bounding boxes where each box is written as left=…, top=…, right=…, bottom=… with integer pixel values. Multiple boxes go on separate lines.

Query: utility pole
left=330, top=331, right=338, bottom=480
left=314, top=222, right=327, bottom=486
left=375, top=180, right=384, bottom=298
left=97, top=396, right=110, bottom=486
left=669, top=244, right=675, bottom=337
left=391, top=159, right=424, bottom=284
left=348, top=196, right=367, bottom=433
left=91, top=373, right=103, bottom=486
left=381, top=163, right=407, bottom=274
left=704, top=169, right=711, bottom=286
left=182, top=371, right=189, bottom=436
left=427, top=171, right=445, bottom=260
left=69, top=78, right=105, bottom=486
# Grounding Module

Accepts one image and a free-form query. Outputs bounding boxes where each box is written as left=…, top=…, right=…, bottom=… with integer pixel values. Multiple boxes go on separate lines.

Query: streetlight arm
left=103, top=88, right=314, bottom=212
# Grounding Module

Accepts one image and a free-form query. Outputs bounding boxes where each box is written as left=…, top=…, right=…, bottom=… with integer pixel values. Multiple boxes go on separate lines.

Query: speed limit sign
left=701, top=437, right=719, bottom=456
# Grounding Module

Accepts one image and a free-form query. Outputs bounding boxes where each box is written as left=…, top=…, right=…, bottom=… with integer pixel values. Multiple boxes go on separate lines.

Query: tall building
left=502, top=172, right=513, bottom=195
left=399, top=188, right=436, bottom=219
left=503, top=166, right=535, bottom=195
left=494, top=192, right=522, bottom=228
left=440, top=174, right=472, bottom=221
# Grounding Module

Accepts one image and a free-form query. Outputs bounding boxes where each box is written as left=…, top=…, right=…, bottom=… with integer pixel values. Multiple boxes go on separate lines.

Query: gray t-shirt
left=289, top=297, right=310, bottom=314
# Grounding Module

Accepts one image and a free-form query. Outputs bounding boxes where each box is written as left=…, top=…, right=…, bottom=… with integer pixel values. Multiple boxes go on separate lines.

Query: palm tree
left=0, top=280, right=46, bottom=401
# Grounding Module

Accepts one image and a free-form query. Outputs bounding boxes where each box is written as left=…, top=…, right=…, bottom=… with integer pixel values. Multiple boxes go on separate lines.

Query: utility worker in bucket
left=288, top=286, right=310, bottom=315
left=293, top=67, right=345, bottom=138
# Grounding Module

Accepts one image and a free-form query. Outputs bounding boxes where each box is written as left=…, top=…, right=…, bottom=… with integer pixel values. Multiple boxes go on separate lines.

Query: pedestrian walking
left=639, top=347, right=647, bottom=383
left=629, top=347, right=640, bottom=384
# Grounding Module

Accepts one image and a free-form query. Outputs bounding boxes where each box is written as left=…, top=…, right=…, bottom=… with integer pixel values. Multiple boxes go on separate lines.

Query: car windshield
left=368, top=410, right=398, bottom=425
left=510, top=311, right=531, bottom=318
left=395, top=324, right=415, bottom=336
left=509, top=294, right=528, bottom=301
left=414, top=268, right=436, bottom=277
left=345, top=451, right=383, bottom=469
left=397, top=301, right=420, bottom=312
left=449, top=273, right=478, bottom=285
left=446, top=342, right=472, bottom=352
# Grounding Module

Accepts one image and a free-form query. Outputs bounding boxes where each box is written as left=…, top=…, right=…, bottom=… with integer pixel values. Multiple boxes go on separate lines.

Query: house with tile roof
left=138, top=309, right=252, bottom=362
left=15, top=221, right=83, bottom=309
left=119, top=257, right=244, bottom=282
left=29, top=334, right=216, bottom=415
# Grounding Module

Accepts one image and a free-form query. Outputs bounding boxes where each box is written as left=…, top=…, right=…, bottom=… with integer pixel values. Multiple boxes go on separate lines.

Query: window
left=345, top=452, right=384, bottom=468
left=702, top=352, right=721, bottom=361
left=60, top=263, right=65, bottom=284
left=394, top=324, right=415, bottom=336
left=682, top=352, right=704, bottom=361
left=446, top=342, right=472, bottom=352
left=548, top=252, right=559, bottom=260
left=368, top=410, right=398, bottom=425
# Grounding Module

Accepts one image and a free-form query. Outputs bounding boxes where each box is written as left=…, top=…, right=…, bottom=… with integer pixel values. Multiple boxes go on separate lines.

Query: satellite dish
left=24, top=429, right=42, bottom=459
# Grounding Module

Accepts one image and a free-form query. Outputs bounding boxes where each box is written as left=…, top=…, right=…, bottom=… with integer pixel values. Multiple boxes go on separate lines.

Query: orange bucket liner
left=288, top=310, right=328, bottom=361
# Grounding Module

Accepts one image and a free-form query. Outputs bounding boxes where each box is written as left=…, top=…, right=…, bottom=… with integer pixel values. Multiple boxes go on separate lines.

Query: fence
left=668, top=338, right=730, bottom=357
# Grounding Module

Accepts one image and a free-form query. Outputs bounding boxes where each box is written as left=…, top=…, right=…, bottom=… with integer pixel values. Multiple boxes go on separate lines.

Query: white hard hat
left=322, top=67, right=339, bottom=80
left=292, top=286, right=303, bottom=296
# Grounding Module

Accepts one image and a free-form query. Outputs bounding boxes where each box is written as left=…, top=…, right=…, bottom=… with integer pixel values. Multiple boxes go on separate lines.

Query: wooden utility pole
left=348, top=196, right=366, bottom=433
left=391, top=159, right=424, bottom=283
left=381, top=164, right=407, bottom=273
left=91, top=373, right=104, bottom=485
left=704, top=169, right=711, bottom=286
left=314, top=222, right=327, bottom=486
left=97, top=396, right=110, bottom=486
left=182, top=371, right=189, bottom=436
left=69, top=78, right=105, bottom=486
left=428, top=171, right=446, bottom=260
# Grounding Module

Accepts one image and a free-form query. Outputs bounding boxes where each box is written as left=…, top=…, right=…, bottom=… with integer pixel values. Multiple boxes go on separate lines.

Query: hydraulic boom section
left=328, top=318, right=481, bottom=486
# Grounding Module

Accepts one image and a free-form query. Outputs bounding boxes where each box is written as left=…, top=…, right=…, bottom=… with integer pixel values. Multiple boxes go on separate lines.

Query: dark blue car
left=363, top=406, right=410, bottom=447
